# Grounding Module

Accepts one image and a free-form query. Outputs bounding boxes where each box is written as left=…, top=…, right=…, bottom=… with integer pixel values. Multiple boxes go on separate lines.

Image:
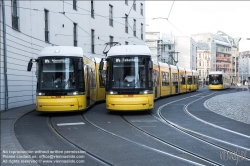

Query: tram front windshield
left=209, top=74, right=222, bottom=85
left=38, top=57, right=84, bottom=91
left=110, top=56, right=150, bottom=89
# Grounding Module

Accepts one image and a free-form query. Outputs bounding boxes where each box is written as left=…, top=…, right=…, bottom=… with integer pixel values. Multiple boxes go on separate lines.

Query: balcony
left=12, top=14, right=19, bottom=30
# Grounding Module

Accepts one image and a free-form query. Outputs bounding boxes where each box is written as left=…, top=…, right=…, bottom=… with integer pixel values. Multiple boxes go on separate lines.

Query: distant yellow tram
left=208, top=71, right=230, bottom=90
left=27, top=46, right=105, bottom=112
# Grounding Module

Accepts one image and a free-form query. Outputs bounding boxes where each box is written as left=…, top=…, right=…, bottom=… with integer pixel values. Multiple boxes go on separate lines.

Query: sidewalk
left=0, top=104, right=39, bottom=166
left=204, top=90, right=250, bottom=124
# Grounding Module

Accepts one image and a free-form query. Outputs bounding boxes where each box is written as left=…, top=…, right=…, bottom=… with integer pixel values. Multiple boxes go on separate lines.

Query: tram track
left=120, top=116, right=220, bottom=166
left=47, top=116, right=113, bottom=166
left=150, top=91, right=250, bottom=162
left=80, top=114, right=204, bottom=166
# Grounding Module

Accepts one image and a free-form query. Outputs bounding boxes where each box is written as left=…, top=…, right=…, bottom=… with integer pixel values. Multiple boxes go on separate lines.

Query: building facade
left=192, top=32, right=240, bottom=83
left=174, top=36, right=197, bottom=70
left=0, top=0, right=145, bottom=110
left=239, top=51, right=250, bottom=82
left=196, top=42, right=216, bottom=81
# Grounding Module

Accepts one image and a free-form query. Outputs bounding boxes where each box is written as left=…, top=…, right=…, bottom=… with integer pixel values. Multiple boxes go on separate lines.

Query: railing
left=12, top=14, right=19, bottom=30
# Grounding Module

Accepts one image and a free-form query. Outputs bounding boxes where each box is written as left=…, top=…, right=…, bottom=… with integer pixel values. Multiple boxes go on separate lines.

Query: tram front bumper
left=36, top=95, right=85, bottom=112
left=106, top=94, right=154, bottom=111
left=208, top=84, right=223, bottom=90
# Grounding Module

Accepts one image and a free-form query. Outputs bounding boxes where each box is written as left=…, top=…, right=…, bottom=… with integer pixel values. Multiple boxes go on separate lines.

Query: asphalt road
left=14, top=88, right=250, bottom=166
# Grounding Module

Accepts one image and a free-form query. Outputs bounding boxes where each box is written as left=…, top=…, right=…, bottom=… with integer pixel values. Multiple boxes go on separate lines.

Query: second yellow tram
left=99, top=45, right=199, bottom=111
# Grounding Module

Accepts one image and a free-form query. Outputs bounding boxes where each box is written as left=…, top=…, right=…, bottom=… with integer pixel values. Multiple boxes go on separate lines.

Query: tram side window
left=172, top=73, right=178, bottom=85
left=153, top=69, right=159, bottom=87
left=99, top=70, right=106, bottom=87
left=89, top=68, right=96, bottom=89
left=187, top=76, right=192, bottom=84
left=162, top=72, right=169, bottom=86
left=166, top=72, right=169, bottom=85
left=181, top=75, right=185, bottom=85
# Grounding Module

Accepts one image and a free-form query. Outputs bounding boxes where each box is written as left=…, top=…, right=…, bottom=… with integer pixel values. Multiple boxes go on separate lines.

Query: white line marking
left=57, top=122, right=85, bottom=126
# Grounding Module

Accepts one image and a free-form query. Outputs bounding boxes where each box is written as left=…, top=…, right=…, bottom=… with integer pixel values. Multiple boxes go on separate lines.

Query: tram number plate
left=52, top=96, right=61, bottom=98
left=124, top=94, right=133, bottom=97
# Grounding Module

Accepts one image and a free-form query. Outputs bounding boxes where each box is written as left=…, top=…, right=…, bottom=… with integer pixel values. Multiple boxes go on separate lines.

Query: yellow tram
left=27, top=46, right=106, bottom=112
left=208, top=71, right=230, bottom=90
left=99, top=45, right=199, bottom=111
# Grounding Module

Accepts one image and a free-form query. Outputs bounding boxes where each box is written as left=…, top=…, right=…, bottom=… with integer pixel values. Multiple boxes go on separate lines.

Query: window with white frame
left=109, top=5, right=113, bottom=26
left=140, top=3, right=143, bottom=15
left=73, top=23, right=77, bottom=46
left=133, top=19, right=136, bottom=37
left=141, top=23, right=143, bottom=40
left=91, top=0, right=94, bottom=18
left=12, top=0, right=19, bottom=30
left=125, top=14, right=128, bottom=33
left=91, top=29, right=95, bottom=53
left=44, top=9, right=49, bottom=42
left=133, top=0, right=136, bottom=11
left=73, top=0, right=77, bottom=10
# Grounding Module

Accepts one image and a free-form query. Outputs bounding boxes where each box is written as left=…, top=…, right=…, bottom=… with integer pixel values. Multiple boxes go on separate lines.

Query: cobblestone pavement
left=204, top=89, right=250, bottom=124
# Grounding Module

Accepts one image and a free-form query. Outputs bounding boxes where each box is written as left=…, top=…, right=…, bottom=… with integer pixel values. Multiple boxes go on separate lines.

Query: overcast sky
left=145, top=1, right=250, bottom=52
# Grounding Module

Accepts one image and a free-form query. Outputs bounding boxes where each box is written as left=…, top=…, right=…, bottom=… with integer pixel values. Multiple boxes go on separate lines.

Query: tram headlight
left=36, top=92, right=45, bottom=96
left=106, top=91, right=118, bottom=94
left=139, top=90, right=153, bottom=94
left=67, top=92, right=85, bottom=95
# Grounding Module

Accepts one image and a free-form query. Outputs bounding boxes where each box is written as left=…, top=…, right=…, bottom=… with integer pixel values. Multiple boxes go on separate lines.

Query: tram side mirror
left=149, top=61, right=153, bottom=70
left=78, top=61, right=83, bottom=71
left=99, top=58, right=104, bottom=70
left=27, top=59, right=33, bottom=71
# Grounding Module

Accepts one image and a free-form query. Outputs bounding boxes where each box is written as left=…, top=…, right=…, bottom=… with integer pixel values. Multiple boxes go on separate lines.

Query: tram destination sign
left=114, top=58, right=142, bottom=63
left=44, top=59, right=68, bottom=63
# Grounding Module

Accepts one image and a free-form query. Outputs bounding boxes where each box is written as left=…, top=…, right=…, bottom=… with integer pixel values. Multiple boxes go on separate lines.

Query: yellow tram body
left=101, top=45, right=199, bottom=111
left=28, top=46, right=106, bottom=112
left=208, top=71, right=230, bottom=90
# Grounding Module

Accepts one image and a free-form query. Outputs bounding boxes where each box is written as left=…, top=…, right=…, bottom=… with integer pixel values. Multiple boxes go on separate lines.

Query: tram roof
left=39, top=46, right=83, bottom=57
left=107, top=45, right=151, bottom=56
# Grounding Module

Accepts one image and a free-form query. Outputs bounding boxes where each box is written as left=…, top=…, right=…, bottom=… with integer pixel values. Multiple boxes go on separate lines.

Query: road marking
left=57, top=122, right=85, bottom=126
